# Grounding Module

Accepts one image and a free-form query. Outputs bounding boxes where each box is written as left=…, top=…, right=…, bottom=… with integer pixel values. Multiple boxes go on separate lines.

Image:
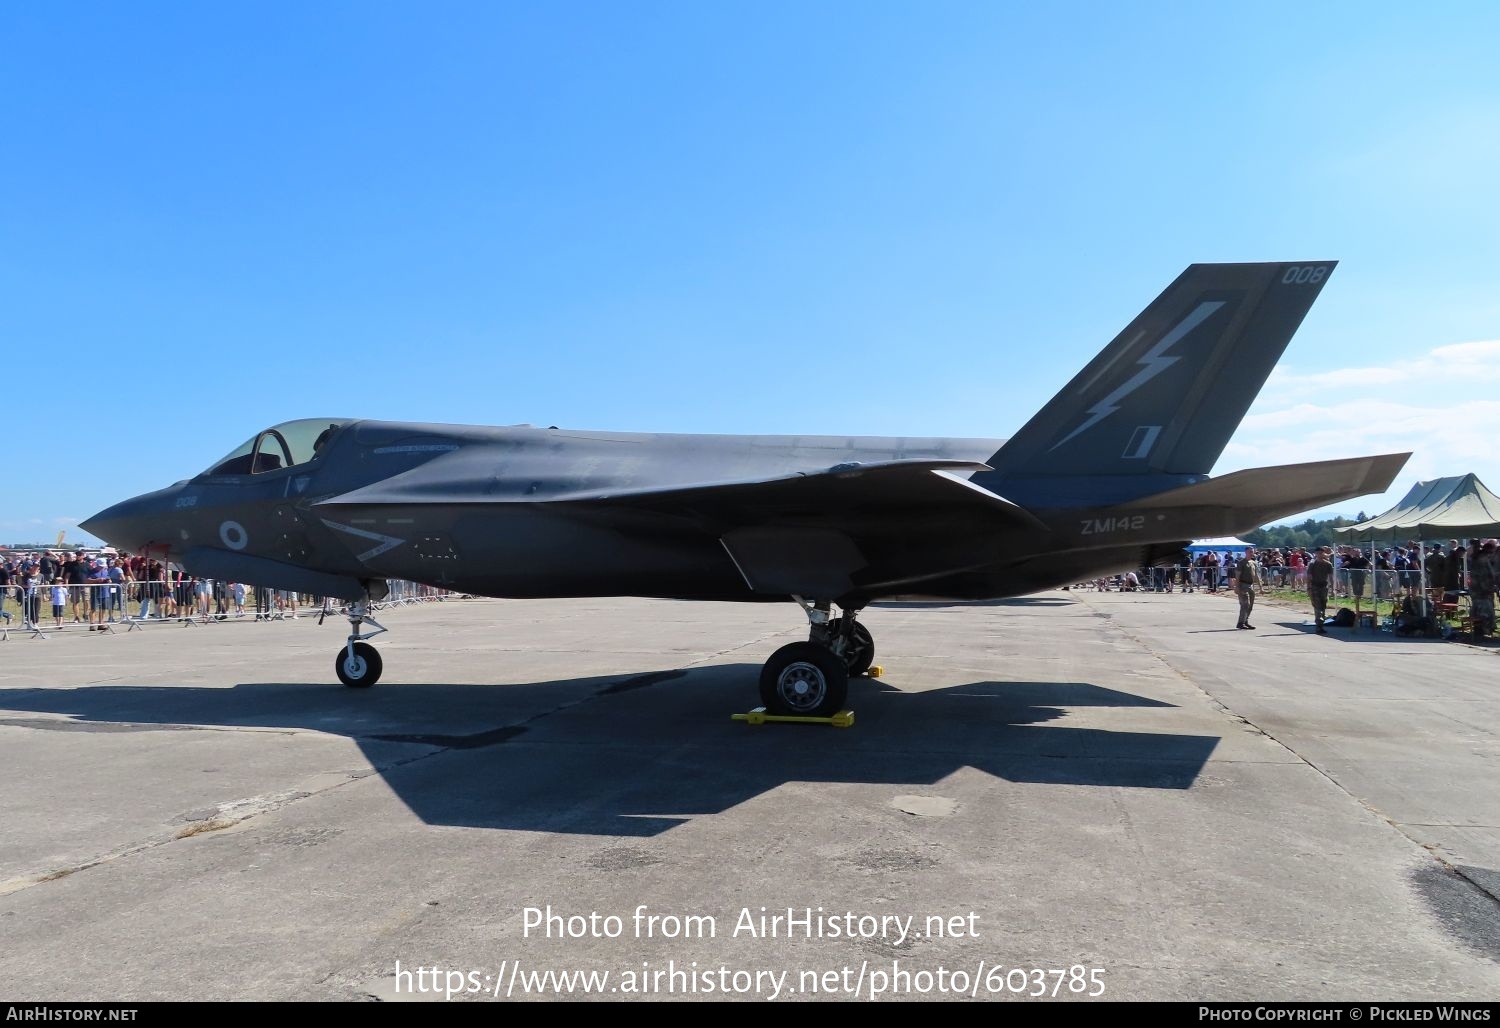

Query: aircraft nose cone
left=82, top=485, right=182, bottom=553
left=80, top=499, right=141, bottom=550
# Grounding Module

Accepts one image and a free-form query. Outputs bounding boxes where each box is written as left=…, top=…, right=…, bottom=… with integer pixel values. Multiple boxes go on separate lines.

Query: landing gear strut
left=758, top=599, right=876, bottom=716
left=335, top=597, right=388, bottom=687
left=819, top=616, right=875, bottom=677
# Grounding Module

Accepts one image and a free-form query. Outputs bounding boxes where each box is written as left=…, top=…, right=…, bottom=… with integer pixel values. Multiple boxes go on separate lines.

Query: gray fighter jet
left=84, top=261, right=1408, bottom=715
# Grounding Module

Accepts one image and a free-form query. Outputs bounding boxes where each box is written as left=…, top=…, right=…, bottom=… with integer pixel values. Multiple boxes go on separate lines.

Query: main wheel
left=759, top=642, right=848, bottom=717
left=336, top=642, right=383, bottom=688
left=821, top=617, right=875, bottom=676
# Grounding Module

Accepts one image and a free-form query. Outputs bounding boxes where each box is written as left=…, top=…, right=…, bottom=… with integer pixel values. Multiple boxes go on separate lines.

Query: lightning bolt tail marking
left=1049, top=300, right=1224, bottom=451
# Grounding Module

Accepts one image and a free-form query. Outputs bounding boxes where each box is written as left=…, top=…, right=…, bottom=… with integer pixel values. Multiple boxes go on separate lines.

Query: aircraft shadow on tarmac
left=0, top=668, right=1217, bottom=838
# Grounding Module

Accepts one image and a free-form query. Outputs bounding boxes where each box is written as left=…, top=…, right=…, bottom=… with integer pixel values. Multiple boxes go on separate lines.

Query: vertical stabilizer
left=989, top=262, right=1335, bottom=477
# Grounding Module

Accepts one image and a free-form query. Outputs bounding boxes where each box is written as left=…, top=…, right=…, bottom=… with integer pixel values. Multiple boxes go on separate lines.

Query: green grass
left=1252, top=586, right=1470, bottom=627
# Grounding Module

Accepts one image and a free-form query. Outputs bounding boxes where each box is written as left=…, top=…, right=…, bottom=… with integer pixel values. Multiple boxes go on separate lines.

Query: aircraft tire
left=760, top=642, right=848, bottom=717
left=336, top=642, right=383, bottom=688
left=822, top=618, right=875, bottom=676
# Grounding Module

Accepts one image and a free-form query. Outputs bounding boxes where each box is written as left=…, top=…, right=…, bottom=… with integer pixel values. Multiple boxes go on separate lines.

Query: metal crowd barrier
left=0, top=579, right=458, bottom=640
left=1085, top=564, right=1455, bottom=599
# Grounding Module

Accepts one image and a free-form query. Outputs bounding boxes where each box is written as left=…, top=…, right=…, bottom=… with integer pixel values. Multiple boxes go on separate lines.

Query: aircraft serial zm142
left=84, top=261, right=1408, bottom=716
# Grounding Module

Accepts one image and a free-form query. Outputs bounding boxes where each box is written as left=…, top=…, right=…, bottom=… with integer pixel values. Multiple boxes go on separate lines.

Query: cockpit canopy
left=205, top=419, right=352, bottom=476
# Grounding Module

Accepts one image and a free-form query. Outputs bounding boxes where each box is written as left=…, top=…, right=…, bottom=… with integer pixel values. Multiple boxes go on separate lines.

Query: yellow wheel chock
left=733, top=707, right=855, bottom=728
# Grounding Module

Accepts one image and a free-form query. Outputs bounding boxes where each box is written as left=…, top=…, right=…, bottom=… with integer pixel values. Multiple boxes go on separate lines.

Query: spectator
left=88, top=558, right=111, bottom=630
left=1471, top=540, right=1497, bottom=640
left=1446, top=540, right=1465, bottom=591
left=106, top=557, right=127, bottom=622
left=18, top=553, right=41, bottom=625
left=50, top=582, right=66, bottom=627
left=1345, top=547, right=1371, bottom=615
left=1289, top=546, right=1307, bottom=587
left=1426, top=545, right=1448, bottom=603
left=65, top=549, right=89, bottom=623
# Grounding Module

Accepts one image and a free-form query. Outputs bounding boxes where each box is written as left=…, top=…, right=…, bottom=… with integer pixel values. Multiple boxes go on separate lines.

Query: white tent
left=1187, top=536, right=1253, bottom=552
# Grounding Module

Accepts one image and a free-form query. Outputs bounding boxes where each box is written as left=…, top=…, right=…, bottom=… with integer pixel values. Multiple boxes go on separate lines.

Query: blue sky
left=5, top=3, right=1499, bottom=546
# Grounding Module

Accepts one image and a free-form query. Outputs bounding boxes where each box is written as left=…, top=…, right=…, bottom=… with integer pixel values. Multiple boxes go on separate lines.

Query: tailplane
left=989, top=262, right=1336, bottom=478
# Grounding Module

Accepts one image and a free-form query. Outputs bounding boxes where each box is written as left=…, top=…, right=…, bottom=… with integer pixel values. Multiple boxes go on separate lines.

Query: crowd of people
left=1088, top=538, right=1500, bottom=639
left=0, top=548, right=300, bottom=628
left=0, top=547, right=451, bottom=631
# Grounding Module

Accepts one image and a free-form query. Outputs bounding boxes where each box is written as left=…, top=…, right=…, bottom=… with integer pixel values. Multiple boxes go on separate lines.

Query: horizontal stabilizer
left=1121, top=452, right=1411, bottom=525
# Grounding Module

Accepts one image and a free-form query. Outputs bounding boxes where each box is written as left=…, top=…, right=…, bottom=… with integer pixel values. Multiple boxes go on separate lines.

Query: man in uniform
left=1344, top=546, right=1371, bottom=617
left=1445, top=539, right=1465, bottom=592
left=1235, top=546, right=1263, bottom=629
left=1306, top=545, right=1334, bottom=634
left=1471, top=540, right=1498, bottom=641
left=1425, top=545, right=1449, bottom=606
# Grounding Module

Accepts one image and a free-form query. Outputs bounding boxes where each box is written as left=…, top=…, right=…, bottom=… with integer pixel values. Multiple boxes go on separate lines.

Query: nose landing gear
left=334, top=596, right=388, bottom=687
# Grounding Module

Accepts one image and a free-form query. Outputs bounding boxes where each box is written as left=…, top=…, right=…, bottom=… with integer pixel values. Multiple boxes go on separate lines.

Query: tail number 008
left=1281, top=265, right=1329, bottom=285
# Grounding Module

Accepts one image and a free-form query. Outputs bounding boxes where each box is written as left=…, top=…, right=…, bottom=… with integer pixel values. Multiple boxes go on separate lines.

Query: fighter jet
left=84, top=261, right=1407, bottom=715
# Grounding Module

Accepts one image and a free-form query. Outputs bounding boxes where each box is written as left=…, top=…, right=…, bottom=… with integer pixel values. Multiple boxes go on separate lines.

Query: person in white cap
left=87, top=558, right=111, bottom=631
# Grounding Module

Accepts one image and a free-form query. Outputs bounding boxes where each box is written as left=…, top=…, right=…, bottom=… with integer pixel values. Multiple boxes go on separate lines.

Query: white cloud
left=1221, top=340, right=1500, bottom=521
left=1267, top=339, right=1500, bottom=392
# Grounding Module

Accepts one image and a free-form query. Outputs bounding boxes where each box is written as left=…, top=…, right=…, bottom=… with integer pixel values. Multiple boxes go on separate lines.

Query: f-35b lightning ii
left=83, top=262, right=1408, bottom=715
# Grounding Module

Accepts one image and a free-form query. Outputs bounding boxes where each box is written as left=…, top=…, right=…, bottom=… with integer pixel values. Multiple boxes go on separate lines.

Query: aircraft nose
left=82, top=485, right=183, bottom=553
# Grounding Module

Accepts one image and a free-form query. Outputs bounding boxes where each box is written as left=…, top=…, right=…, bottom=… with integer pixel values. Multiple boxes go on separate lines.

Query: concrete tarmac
left=0, top=591, right=1496, bottom=1001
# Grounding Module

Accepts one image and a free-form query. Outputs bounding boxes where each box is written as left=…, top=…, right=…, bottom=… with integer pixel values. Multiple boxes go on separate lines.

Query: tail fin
left=989, top=261, right=1336, bottom=477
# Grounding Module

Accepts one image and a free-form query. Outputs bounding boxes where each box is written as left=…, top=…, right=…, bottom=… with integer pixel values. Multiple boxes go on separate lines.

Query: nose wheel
left=336, top=641, right=383, bottom=687
left=334, top=596, right=388, bottom=688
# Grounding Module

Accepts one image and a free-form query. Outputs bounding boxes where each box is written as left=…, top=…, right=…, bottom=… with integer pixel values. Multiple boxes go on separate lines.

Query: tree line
left=1241, top=514, right=1369, bottom=551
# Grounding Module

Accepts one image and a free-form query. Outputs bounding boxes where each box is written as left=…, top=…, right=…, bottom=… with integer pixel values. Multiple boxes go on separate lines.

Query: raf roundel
left=219, top=521, right=249, bottom=551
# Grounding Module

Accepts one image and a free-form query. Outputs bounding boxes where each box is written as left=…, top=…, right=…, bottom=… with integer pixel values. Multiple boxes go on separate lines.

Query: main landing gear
left=758, top=599, right=876, bottom=717
left=334, top=597, right=388, bottom=687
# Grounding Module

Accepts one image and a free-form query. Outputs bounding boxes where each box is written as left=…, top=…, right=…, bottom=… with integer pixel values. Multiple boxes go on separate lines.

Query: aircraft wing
left=318, top=458, right=1048, bottom=598
left=553, top=458, right=1036, bottom=518
left=318, top=456, right=1044, bottom=524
